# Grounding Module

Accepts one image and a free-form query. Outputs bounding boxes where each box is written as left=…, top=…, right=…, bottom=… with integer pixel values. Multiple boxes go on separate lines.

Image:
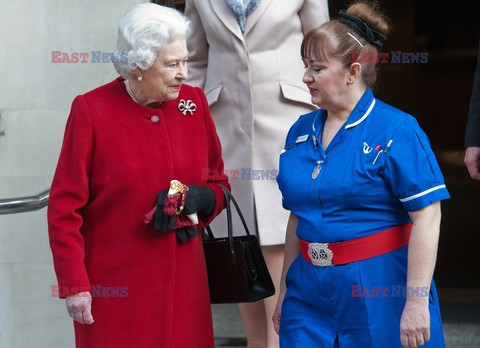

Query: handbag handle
left=205, top=185, right=252, bottom=260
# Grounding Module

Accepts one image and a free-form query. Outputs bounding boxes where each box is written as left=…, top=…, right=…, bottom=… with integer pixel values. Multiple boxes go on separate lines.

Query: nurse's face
left=302, top=57, right=350, bottom=110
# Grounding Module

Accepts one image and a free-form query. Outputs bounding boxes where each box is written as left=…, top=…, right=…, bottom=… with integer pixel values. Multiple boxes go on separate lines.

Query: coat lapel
left=244, top=0, right=274, bottom=36
left=210, top=0, right=244, bottom=42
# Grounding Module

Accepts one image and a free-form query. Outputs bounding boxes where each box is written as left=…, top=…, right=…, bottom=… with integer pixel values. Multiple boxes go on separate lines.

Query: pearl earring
left=137, top=76, right=143, bottom=81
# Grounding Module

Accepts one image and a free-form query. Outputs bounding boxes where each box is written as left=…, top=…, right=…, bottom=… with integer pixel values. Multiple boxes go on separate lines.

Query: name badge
left=295, top=135, right=309, bottom=143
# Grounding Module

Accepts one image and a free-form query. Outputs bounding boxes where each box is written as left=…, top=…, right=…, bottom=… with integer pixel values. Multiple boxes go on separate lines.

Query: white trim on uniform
left=345, top=99, right=376, bottom=129
left=399, top=185, right=446, bottom=203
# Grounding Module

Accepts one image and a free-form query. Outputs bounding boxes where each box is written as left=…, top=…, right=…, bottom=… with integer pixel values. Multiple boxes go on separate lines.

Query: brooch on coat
left=178, top=99, right=197, bottom=115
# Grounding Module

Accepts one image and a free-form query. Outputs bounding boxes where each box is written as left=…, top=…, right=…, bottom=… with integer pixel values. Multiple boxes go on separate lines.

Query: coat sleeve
left=465, top=37, right=480, bottom=147
left=195, top=87, right=230, bottom=226
left=185, top=0, right=209, bottom=89
left=47, top=95, right=93, bottom=298
left=298, top=0, right=330, bottom=34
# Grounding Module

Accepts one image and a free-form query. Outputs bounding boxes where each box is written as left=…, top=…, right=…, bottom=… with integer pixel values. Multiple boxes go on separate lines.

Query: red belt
left=299, top=223, right=412, bottom=266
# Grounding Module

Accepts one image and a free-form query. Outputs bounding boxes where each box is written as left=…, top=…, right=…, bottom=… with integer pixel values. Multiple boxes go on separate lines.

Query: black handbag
left=203, top=185, right=275, bottom=304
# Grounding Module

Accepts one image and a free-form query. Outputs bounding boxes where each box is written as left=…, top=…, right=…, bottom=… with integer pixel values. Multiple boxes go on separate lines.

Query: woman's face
left=302, top=56, right=350, bottom=110
left=140, top=38, right=188, bottom=103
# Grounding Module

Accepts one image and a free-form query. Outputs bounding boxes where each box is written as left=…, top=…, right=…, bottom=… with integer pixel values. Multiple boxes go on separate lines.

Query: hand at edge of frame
left=465, top=146, right=480, bottom=180
left=400, top=298, right=430, bottom=348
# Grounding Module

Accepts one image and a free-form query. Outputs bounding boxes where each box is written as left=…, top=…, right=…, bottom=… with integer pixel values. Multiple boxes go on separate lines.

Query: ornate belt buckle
left=308, top=243, right=333, bottom=266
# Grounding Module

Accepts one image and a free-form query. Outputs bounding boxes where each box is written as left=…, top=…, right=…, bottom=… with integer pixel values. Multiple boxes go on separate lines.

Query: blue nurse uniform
left=276, top=88, right=450, bottom=347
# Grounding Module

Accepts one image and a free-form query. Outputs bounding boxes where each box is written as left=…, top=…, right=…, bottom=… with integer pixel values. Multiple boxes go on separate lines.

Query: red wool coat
left=47, top=78, right=229, bottom=348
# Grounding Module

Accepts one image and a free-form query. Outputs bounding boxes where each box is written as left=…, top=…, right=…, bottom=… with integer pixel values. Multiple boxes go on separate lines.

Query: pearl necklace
left=124, top=80, right=138, bottom=103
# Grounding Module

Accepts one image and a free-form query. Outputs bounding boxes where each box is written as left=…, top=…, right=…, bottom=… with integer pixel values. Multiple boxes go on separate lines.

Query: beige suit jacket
left=186, top=0, right=329, bottom=245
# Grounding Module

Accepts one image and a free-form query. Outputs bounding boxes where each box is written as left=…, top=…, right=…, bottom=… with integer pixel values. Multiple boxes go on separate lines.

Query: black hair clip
left=337, top=10, right=387, bottom=47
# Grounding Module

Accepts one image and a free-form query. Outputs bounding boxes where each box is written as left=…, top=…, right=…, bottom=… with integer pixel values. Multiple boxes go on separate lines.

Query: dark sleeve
left=465, top=37, right=480, bottom=147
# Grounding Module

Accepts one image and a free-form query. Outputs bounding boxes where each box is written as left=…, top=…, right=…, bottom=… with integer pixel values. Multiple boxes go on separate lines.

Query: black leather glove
left=175, top=226, right=198, bottom=243
left=182, top=186, right=216, bottom=217
left=153, top=190, right=176, bottom=232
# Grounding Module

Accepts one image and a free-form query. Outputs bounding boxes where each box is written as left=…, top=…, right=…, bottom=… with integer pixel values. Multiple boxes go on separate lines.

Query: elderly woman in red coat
left=47, top=3, right=229, bottom=347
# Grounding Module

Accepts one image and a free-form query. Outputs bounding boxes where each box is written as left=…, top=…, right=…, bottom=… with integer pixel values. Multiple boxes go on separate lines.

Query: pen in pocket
left=383, top=140, right=393, bottom=154
left=372, top=145, right=382, bottom=165
left=372, top=140, right=393, bottom=165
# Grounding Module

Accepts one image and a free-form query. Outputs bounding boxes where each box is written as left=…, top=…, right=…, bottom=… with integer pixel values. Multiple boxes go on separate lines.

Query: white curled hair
left=113, top=3, right=191, bottom=78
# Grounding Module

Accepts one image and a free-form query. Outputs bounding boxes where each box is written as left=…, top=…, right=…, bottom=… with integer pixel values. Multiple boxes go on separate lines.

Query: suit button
left=150, top=115, right=159, bottom=123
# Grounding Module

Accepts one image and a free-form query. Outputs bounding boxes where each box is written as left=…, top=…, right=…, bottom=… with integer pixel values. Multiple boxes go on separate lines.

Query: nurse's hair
left=301, top=1, right=390, bottom=88
left=113, top=3, right=191, bottom=79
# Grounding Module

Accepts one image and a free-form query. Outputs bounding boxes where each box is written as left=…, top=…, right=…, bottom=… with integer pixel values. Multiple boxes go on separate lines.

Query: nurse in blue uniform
left=273, top=2, right=449, bottom=348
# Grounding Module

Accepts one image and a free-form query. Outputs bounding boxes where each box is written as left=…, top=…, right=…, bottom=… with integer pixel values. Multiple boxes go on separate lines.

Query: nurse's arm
left=400, top=201, right=441, bottom=347
left=273, top=212, right=299, bottom=334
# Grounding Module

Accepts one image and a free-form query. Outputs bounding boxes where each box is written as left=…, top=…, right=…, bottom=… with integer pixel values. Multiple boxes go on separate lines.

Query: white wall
left=0, top=1, right=145, bottom=346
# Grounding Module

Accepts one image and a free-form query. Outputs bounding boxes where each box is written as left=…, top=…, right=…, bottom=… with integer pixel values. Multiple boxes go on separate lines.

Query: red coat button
left=150, top=115, right=160, bottom=123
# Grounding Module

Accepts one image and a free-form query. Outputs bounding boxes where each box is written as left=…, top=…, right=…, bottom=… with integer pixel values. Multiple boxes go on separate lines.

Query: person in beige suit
left=185, top=0, right=329, bottom=347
